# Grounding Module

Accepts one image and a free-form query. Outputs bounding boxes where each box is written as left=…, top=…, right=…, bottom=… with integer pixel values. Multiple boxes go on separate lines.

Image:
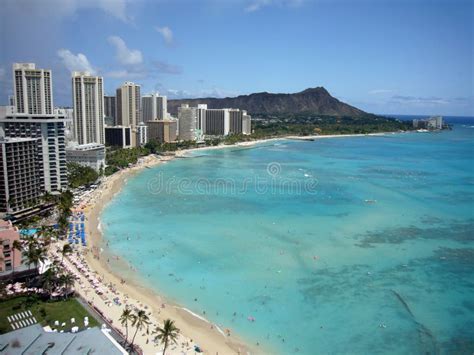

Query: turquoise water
left=101, top=124, right=474, bottom=354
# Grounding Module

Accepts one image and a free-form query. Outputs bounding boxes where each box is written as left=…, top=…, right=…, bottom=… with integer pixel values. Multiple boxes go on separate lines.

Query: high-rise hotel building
left=116, top=82, right=141, bottom=128
left=205, top=109, right=230, bottom=136
left=0, top=63, right=70, bottom=194
left=116, top=82, right=140, bottom=146
left=104, top=95, right=116, bottom=126
left=142, top=93, right=167, bottom=121
left=177, top=104, right=251, bottom=140
left=13, top=63, right=53, bottom=115
left=0, top=137, right=41, bottom=214
left=72, top=72, right=105, bottom=145
left=177, top=104, right=197, bottom=141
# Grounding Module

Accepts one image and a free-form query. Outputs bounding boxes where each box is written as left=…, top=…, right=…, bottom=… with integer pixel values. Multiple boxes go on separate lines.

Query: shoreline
left=83, top=155, right=254, bottom=354
left=80, top=131, right=403, bottom=354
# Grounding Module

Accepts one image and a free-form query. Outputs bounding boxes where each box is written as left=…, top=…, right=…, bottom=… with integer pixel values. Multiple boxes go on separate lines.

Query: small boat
left=364, top=199, right=377, bottom=204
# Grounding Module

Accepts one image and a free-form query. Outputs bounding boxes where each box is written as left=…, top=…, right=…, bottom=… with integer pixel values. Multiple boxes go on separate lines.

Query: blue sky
left=0, top=0, right=472, bottom=116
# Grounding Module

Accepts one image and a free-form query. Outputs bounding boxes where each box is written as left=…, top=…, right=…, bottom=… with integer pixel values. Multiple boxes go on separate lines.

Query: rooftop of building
left=72, top=71, right=93, bottom=77
left=0, top=112, right=69, bottom=121
left=66, top=143, right=105, bottom=151
left=146, top=119, right=177, bottom=125
left=142, top=92, right=166, bottom=97
left=0, top=324, right=127, bottom=355
left=12, top=63, right=37, bottom=70
left=121, top=81, right=140, bottom=86
left=0, top=136, right=38, bottom=144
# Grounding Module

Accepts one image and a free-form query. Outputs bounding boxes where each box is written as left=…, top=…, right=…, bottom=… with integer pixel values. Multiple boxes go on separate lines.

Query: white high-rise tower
left=72, top=72, right=105, bottom=145
left=142, top=93, right=168, bottom=121
left=116, top=82, right=141, bottom=128
left=1, top=63, right=70, bottom=193
left=12, top=63, right=53, bottom=114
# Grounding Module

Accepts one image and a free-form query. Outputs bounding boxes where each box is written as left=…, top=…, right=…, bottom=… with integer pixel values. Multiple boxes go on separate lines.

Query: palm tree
left=119, top=307, right=134, bottom=346
left=61, top=244, right=73, bottom=263
left=59, top=273, right=75, bottom=298
left=23, top=242, right=47, bottom=275
left=11, top=240, right=23, bottom=280
left=153, top=319, right=180, bottom=355
left=130, top=309, right=150, bottom=350
left=23, top=244, right=36, bottom=272
left=41, top=268, right=58, bottom=299
left=57, top=213, right=69, bottom=235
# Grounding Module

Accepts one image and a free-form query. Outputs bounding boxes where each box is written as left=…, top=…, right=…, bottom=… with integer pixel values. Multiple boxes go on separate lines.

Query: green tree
left=23, top=241, right=47, bottom=274
left=38, top=226, right=55, bottom=251
left=67, top=162, right=99, bottom=188
left=41, top=267, right=58, bottom=299
left=61, top=244, right=73, bottom=263
left=119, top=307, right=134, bottom=346
left=130, top=309, right=150, bottom=350
left=153, top=319, right=180, bottom=355
left=59, top=273, right=75, bottom=298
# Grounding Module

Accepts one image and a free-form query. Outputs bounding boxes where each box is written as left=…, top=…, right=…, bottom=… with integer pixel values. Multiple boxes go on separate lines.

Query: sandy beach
left=80, top=154, right=252, bottom=355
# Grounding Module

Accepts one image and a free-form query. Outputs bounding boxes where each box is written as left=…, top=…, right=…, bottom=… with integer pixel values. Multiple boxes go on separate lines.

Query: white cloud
left=245, top=0, right=303, bottom=12
left=245, top=0, right=272, bottom=12
left=108, top=36, right=143, bottom=66
left=57, top=49, right=96, bottom=74
left=95, top=0, right=128, bottom=23
left=155, top=26, right=174, bottom=46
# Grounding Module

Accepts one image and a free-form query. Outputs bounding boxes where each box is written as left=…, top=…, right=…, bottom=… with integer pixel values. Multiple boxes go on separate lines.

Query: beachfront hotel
left=137, top=121, right=148, bottom=146
left=104, top=126, right=132, bottom=148
left=204, top=108, right=251, bottom=136
left=177, top=104, right=252, bottom=140
left=204, top=108, right=230, bottom=136
left=1, top=64, right=70, bottom=193
left=0, top=220, right=24, bottom=279
left=12, top=63, right=53, bottom=115
left=72, top=72, right=105, bottom=145
left=147, top=120, right=178, bottom=143
left=178, top=104, right=197, bottom=141
left=104, top=95, right=116, bottom=126
left=116, top=82, right=141, bottom=147
left=0, top=137, right=41, bottom=215
left=66, top=143, right=106, bottom=172
left=0, top=111, right=70, bottom=193
left=142, top=92, right=168, bottom=121
left=196, top=104, right=207, bottom=132
left=413, top=116, right=444, bottom=130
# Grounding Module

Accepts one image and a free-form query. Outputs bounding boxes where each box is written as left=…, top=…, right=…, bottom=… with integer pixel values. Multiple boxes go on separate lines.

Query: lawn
left=0, top=296, right=99, bottom=334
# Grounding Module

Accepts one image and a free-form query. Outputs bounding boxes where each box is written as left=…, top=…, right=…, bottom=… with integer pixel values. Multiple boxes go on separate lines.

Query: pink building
left=0, top=220, right=22, bottom=276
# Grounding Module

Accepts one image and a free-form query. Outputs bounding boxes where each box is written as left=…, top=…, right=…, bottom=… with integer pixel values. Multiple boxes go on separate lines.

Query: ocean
left=101, top=116, right=474, bottom=354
